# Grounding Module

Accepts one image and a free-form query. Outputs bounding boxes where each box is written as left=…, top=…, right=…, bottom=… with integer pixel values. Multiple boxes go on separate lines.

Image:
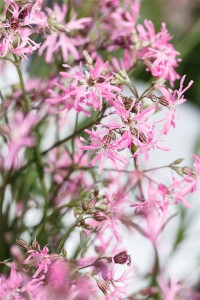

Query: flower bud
left=96, top=279, right=109, bottom=295
left=62, top=248, right=67, bottom=258
left=182, top=166, right=196, bottom=177
left=93, top=212, right=107, bottom=222
left=171, top=166, right=183, bottom=176
left=16, top=239, right=30, bottom=250
left=82, top=200, right=88, bottom=211
left=31, top=239, right=38, bottom=250
left=171, top=158, right=184, bottom=165
left=84, top=224, right=94, bottom=230
left=113, top=251, right=131, bottom=266
left=158, top=96, right=169, bottom=107
left=88, top=197, right=97, bottom=208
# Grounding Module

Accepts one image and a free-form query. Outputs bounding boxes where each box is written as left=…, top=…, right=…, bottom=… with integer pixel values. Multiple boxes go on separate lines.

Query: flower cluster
left=0, top=0, right=199, bottom=299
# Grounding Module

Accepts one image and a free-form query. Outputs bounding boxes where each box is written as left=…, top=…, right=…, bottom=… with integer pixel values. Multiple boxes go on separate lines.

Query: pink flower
left=0, top=263, right=43, bottom=299
left=102, top=0, right=140, bottom=43
left=133, top=128, right=169, bottom=161
left=97, top=263, right=133, bottom=299
left=46, top=83, right=91, bottom=116
left=1, top=112, right=38, bottom=170
left=158, top=276, right=181, bottom=300
left=80, top=128, right=129, bottom=173
left=1, top=0, right=46, bottom=58
left=39, top=3, right=91, bottom=63
left=45, top=259, right=70, bottom=298
left=159, top=75, right=193, bottom=134
left=60, top=59, right=120, bottom=111
left=94, top=184, right=128, bottom=242
left=24, top=244, right=53, bottom=280
left=137, top=20, right=180, bottom=86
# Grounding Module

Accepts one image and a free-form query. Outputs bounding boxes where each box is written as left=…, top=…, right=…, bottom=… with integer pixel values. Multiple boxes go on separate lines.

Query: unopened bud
left=158, top=96, right=169, bottom=107
left=62, top=248, right=67, bottom=258
left=82, top=200, right=88, bottom=211
left=16, top=239, right=30, bottom=250
left=31, top=239, right=38, bottom=250
left=93, top=212, right=107, bottom=222
left=113, top=251, right=131, bottom=266
left=84, top=224, right=93, bottom=230
left=171, top=166, right=183, bottom=176
left=182, top=166, right=196, bottom=177
left=131, top=128, right=147, bottom=143
left=171, top=158, right=184, bottom=165
left=83, top=50, right=93, bottom=65
left=88, top=197, right=97, bottom=208
left=96, top=279, right=109, bottom=295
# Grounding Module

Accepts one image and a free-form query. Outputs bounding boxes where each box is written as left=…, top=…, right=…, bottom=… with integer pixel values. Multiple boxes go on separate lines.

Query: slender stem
left=34, top=142, right=49, bottom=240
left=142, top=165, right=170, bottom=173
left=71, top=113, right=78, bottom=158
left=13, top=55, right=30, bottom=112
left=0, top=173, right=9, bottom=261
left=66, top=0, right=72, bottom=22
left=120, top=81, right=139, bottom=98
left=56, top=215, right=83, bottom=254
left=42, top=112, right=102, bottom=155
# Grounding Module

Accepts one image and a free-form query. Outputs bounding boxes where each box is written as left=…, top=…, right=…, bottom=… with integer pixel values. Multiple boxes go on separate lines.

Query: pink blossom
left=45, top=259, right=70, bottom=298
left=158, top=276, right=181, bottom=300
left=60, top=59, right=120, bottom=111
left=80, top=128, right=129, bottom=173
left=24, top=244, right=54, bottom=280
left=137, top=20, right=180, bottom=86
left=0, top=263, right=43, bottom=300
left=133, top=128, right=169, bottom=161
left=39, top=3, right=91, bottom=63
left=159, top=75, right=193, bottom=134
left=102, top=184, right=128, bottom=241
left=102, top=0, right=140, bottom=43
left=46, top=83, right=90, bottom=116
left=1, top=0, right=46, bottom=58
left=1, top=112, right=38, bottom=170
left=98, top=263, right=133, bottom=299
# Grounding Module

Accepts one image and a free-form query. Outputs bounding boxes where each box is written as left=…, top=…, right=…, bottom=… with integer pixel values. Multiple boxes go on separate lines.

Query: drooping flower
left=158, top=75, right=193, bottom=134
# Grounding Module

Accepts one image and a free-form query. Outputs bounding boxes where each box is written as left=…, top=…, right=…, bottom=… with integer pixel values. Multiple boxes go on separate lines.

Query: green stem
left=13, top=55, right=30, bottom=112
left=42, top=112, right=102, bottom=155
left=66, top=0, right=72, bottom=22
left=56, top=215, right=83, bottom=254
left=0, top=173, right=9, bottom=261
left=34, top=142, right=49, bottom=240
left=149, top=246, right=161, bottom=300
left=71, top=113, right=78, bottom=158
